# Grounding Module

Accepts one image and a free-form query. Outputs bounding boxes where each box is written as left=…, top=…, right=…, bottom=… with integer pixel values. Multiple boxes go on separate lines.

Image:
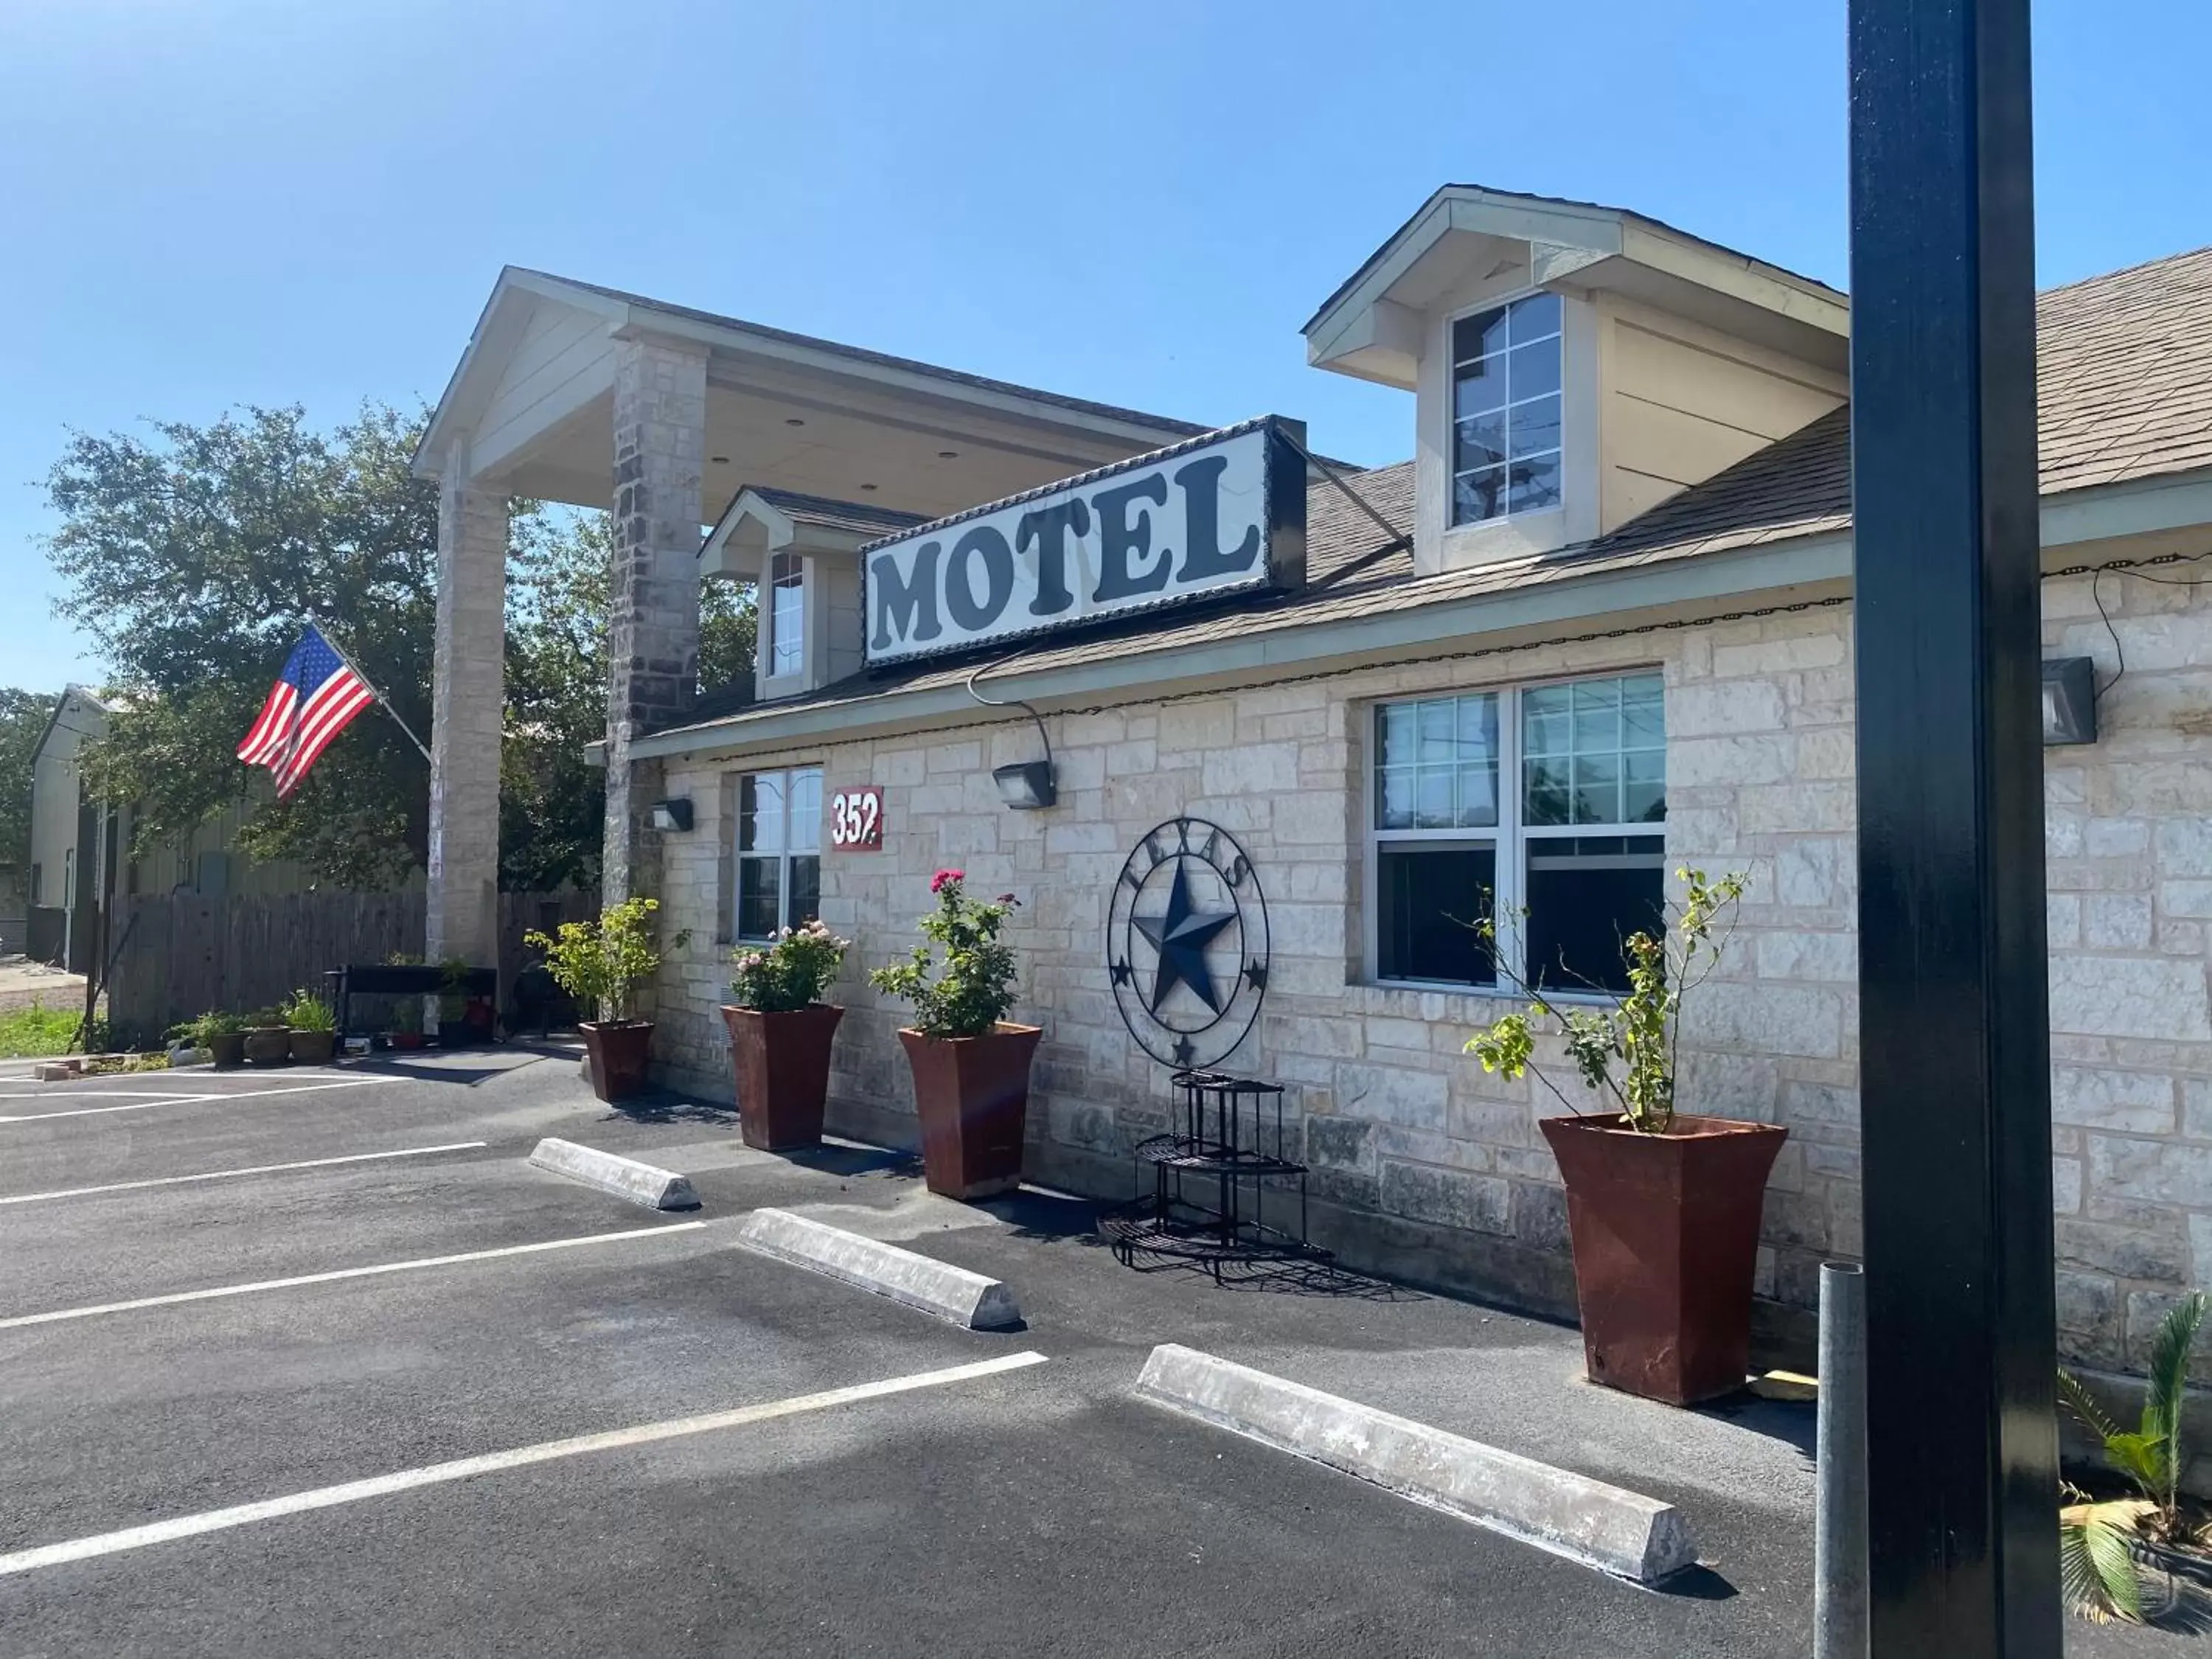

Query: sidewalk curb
left=732, top=1208, right=1022, bottom=1330
left=526, top=1138, right=699, bottom=1211
left=1134, top=1343, right=1697, bottom=1584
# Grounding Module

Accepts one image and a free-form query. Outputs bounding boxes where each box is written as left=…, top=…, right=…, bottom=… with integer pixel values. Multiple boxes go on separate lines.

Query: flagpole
left=307, top=613, right=434, bottom=765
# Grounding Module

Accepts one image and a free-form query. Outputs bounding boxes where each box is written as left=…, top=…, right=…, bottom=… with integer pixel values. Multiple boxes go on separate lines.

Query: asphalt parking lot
left=0, top=1048, right=2190, bottom=1657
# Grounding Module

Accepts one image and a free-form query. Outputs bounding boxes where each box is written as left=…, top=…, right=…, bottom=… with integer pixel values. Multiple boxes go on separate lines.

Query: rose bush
left=728, top=921, right=851, bottom=1014
left=868, top=869, right=1021, bottom=1040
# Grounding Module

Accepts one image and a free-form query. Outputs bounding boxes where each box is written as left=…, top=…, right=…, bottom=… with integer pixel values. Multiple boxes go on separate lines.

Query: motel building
left=413, top=184, right=2212, bottom=1398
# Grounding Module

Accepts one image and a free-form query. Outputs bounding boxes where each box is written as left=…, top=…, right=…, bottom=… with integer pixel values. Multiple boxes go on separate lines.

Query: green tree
left=0, top=687, right=58, bottom=878
left=43, top=403, right=756, bottom=893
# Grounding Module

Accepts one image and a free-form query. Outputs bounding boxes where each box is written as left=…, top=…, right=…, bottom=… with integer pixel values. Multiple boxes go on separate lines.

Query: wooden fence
left=105, top=889, right=596, bottom=1043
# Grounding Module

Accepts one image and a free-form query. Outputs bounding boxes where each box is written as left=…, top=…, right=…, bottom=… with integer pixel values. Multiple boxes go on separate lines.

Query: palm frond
left=2143, top=1291, right=2207, bottom=1505
left=2058, top=1366, right=2122, bottom=1444
left=2060, top=1500, right=2155, bottom=1624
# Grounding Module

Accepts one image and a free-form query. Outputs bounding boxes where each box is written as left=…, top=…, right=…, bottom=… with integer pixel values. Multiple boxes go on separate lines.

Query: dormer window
left=768, top=552, right=804, bottom=678
left=1450, top=291, right=1562, bottom=526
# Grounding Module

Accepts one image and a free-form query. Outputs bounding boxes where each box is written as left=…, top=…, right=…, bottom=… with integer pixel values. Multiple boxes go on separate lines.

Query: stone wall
left=653, top=570, right=2212, bottom=1379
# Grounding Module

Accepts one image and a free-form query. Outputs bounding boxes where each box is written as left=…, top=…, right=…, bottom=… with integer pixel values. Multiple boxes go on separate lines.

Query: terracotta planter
left=897, top=1023, right=1041, bottom=1200
left=1540, top=1113, right=1788, bottom=1406
left=242, top=1026, right=291, bottom=1065
left=391, top=1031, right=426, bottom=1051
left=207, top=1032, right=247, bottom=1071
left=288, top=1029, right=337, bottom=1065
left=723, top=1004, right=843, bottom=1152
left=581, top=1020, right=655, bottom=1103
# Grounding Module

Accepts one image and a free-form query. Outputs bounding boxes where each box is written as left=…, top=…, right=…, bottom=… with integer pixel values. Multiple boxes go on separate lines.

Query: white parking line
left=0, top=1142, right=490, bottom=1207
left=0, top=1220, right=709, bottom=1331
left=0, top=1077, right=383, bottom=1121
left=0, top=1351, right=1048, bottom=1576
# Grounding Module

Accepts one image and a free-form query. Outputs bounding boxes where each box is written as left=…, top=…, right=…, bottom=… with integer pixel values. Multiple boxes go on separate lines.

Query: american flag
left=235, top=626, right=378, bottom=797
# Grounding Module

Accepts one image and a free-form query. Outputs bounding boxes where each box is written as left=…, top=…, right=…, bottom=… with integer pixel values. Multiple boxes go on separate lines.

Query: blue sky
left=4, top=0, right=2208, bottom=692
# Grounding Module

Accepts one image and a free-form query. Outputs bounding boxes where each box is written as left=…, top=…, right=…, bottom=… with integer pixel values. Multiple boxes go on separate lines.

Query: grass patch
left=0, top=1003, right=80, bottom=1059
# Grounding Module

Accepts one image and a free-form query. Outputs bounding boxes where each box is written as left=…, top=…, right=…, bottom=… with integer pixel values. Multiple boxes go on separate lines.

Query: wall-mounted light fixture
left=991, top=760, right=1057, bottom=810
left=2041, top=657, right=2097, bottom=746
left=967, top=655, right=1057, bottom=810
left=650, top=798, right=695, bottom=832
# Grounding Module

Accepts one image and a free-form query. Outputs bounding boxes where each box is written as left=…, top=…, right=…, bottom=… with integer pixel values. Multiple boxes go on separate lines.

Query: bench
left=324, top=964, right=498, bottom=1043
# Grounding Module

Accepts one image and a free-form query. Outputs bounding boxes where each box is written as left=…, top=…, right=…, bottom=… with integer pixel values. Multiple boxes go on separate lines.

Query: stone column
left=426, top=460, right=508, bottom=966
left=603, top=333, right=709, bottom=905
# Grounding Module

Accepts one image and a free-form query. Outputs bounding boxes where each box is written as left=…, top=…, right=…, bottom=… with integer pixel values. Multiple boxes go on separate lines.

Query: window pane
left=1454, top=354, right=1506, bottom=418
left=1571, top=680, right=1621, bottom=749
left=1377, top=767, right=1415, bottom=830
left=769, top=553, right=804, bottom=678
left=1415, top=766, right=1454, bottom=829
left=1524, top=759, right=1572, bottom=827
left=1524, top=835, right=1665, bottom=995
left=789, top=855, right=821, bottom=928
left=1453, top=467, right=1506, bottom=526
left=1522, top=685, right=1573, bottom=757
left=1509, top=394, right=1561, bottom=461
left=737, top=855, right=781, bottom=940
left=789, top=768, right=822, bottom=851
left=1621, top=682, right=1664, bottom=746
left=1572, top=754, right=1621, bottom=824
left=1377, top=703, right=1416, bottom=768
left=1455, top=695, right=1500, bottom=827
left=1508, top=338, right=1560, bottom=403
left=1455, top=411, right=1506, bottom=472
left=1453, top=307, right=1508, bottom=364
left=1624, top=750, right=1667, bottom=824
left=1458, top=764, right=1498, bottom=828
left=1508, top=453, right=1562, bottom=515
left=1509, top=291, right=1562, bottom=341
left=742, top=771, right=785, bottom=853
left=1378, top=844, right=1497, bottom=985
left=1416, top=698, right=1455, bottom=762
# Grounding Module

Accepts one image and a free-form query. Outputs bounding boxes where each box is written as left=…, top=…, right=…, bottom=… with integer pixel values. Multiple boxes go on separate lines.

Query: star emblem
left=1132, top=858, right=1237, bottom=1016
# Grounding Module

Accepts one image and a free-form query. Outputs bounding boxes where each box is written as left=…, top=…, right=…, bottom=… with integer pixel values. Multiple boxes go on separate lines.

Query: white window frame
left=733, top=764, right=823, bottom=942
left=1363, top=670, right=1665, bottom=997
left=1444, top=288, right=1566, bottom=531
left=765, top=552, right=807, bottom=682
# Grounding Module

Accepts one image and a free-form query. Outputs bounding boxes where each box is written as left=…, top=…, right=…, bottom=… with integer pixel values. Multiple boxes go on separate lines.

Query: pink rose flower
left=930, top=868, right=964, bottom=894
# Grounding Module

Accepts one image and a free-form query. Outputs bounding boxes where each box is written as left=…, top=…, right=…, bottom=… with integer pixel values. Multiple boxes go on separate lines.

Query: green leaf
left=2057, top=1368, right=2121, bottom=1444
left=2142, top=1290, right=2207, bottom=1507
left=2060, top=1500, right=2152, bottom=1624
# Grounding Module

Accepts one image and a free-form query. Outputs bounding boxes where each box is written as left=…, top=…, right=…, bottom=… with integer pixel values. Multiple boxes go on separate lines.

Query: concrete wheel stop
left=732, top=1207, right=1022, bottom=1331
left=527, top=1138, right=699, bottom=1211
left=1135, top=1343, right=1697, bottom=1584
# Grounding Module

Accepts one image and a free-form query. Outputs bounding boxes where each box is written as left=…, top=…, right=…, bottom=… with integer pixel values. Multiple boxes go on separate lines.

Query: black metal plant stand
left=1100, top=1069, right=1329, bottom=1280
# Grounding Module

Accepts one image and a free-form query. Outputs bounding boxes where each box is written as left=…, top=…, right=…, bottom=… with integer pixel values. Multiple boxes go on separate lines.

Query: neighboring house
left=27, top=686, right=310, bottom=972
left=413, top=184, right=2212, bottom=1385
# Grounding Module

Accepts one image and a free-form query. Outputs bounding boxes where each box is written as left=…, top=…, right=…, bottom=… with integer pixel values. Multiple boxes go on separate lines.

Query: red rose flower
left=930, top=868, right=964, bottom=894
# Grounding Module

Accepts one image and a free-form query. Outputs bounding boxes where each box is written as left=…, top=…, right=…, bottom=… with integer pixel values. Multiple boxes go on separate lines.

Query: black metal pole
left=1848, top=1, right=2060, bottom=1654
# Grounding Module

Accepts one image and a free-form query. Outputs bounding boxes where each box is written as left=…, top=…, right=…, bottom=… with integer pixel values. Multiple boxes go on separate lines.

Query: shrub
left=1464, top=868, right=1747, bottom=1135
left=282, top=988, right=337, bottom=1032
left=868, top=869, right=1021, bottom=1040
left=526, top=897, right=684, bottom=1024
left=0, top=1004, right=77, bottom=1060
left=168, top=1009, right=246, bottom=1048
left=730, top=922, right=851, bottom=1013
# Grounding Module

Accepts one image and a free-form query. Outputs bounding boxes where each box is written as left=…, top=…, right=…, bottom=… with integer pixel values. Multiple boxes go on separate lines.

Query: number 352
left=830, top=787, right=883, bottom=850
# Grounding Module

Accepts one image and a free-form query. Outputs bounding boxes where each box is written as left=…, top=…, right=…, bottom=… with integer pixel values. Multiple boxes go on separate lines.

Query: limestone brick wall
left=650, top=571, right=2212, bottom=1377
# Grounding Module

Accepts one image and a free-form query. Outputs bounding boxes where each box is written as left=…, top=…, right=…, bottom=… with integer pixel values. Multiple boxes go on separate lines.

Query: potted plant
left=282, top=987, right=339, bottom=1065
left=1465, top=869, right=1784, bottom=1405
left=436, top=956, right=473, bottom=1048
left=723, top=922, right=852, bottom=1152
left=526, top=897, right=680, bottom=1104
left=242, top=1007, right=291, bottom=1066
left=869, top=869, right=1037, bottom=1200
left=389, top=994, right=425, bottom=1049
left=172, top=1009, right=248, bottom=1071
left=2058, top=1291, right=2210, bottom=1623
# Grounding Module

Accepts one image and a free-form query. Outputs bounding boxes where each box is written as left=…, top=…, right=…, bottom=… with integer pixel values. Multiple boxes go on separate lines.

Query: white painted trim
left=629, top=464, right=2212, bottom=768
left=0, top=1143, right=488, bottom=1206
left=0, top=1222, right=708, bottom=1331
left=0, top=1351, right=1049, bottom=1577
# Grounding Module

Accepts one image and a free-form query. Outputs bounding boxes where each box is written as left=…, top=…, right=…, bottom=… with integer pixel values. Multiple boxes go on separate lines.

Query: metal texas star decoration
left=1105, top=815, right=1272, bottom=1071
left=1131, top=858, right=1238, bottom=1015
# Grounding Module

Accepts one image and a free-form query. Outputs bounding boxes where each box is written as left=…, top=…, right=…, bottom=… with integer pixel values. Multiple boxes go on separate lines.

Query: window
left=767, top=552, right=804, bottom=678
left=735, top=766, right=821, bottom=940
left=1450, top=291, right=1563, bottom=528
left=1370, top=672, right=1664, bottom=995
